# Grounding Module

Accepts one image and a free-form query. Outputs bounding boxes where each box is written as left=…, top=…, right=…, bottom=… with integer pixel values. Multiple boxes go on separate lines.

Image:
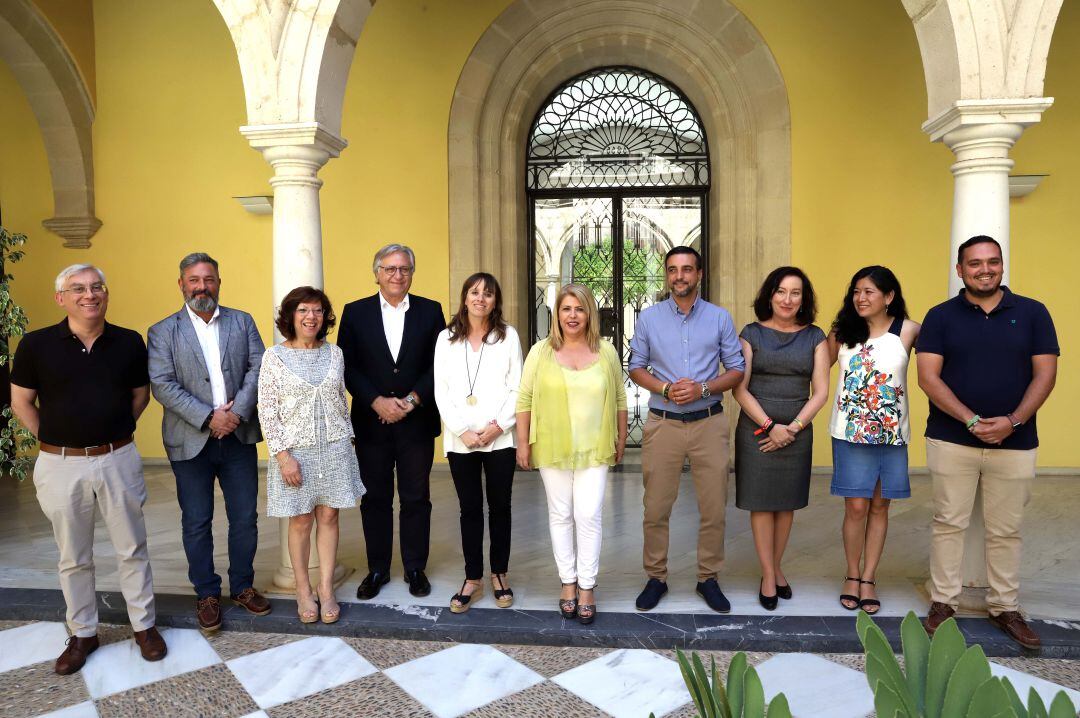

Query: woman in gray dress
left=733, top=267, right=830, bottom=610
left=258, top=287, right=365, bottom=624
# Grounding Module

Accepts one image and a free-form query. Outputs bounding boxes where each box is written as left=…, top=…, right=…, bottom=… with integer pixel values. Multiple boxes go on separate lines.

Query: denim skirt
left=830, top=438, right=910, bottom=499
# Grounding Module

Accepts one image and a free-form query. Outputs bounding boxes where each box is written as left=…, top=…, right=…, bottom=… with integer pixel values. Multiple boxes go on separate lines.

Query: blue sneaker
left=696, top=578, right=731, bottom=613
left=635, top=578, right=668, bottom=611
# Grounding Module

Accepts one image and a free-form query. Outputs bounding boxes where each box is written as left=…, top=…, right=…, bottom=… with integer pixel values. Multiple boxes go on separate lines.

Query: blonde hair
left=549, top=283, right=600, bottom=352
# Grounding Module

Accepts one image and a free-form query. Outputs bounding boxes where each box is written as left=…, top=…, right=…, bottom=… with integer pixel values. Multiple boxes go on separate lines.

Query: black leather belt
left=650, top=403, right=722, bottom=423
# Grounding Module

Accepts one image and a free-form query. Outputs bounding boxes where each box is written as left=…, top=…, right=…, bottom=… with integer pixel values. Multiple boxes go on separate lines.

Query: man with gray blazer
left=148, top=253, right=271, bottom=631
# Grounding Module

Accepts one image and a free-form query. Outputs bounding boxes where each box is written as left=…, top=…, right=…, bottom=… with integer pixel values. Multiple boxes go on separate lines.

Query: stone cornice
left=239, top=122, right=348, bottom=156
left=923, top=98, right=1055, bottom=142
left=42, top=216, right=102, bottom=249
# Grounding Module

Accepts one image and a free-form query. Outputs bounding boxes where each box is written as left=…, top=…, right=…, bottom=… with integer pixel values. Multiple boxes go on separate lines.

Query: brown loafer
left=55, top=635, right=99, bottom=675
left=924, top=601, right=956, bottom=636
left=133, top=626, right=167, bottom=662
left=231, top=587, right=272, bottom=616
left=990, top=611, right=1041, bottom=650
left=197, top=595, right=222, bottom=632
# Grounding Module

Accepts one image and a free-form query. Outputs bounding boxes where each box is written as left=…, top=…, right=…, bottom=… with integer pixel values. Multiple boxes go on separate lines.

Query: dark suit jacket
left=338, top=293, right=444, bottom=443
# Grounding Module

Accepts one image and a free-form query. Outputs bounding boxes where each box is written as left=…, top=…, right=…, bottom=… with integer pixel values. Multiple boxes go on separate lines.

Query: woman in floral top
left=827, top=266, right=919, bottom=614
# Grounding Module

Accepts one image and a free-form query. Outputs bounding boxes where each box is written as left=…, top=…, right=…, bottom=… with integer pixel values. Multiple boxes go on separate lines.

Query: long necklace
left=465, top=338, right=485, bottom=406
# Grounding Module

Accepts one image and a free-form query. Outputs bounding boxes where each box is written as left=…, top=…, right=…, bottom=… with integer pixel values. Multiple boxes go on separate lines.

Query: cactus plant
left=652, top=649, right=792, bottom=718
left=857, top=610, right=1078, bottom=718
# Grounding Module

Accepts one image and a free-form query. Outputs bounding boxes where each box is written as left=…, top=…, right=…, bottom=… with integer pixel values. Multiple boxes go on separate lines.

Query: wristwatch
left=1008, top=412, right=1023, bottom=431
left=700, top=382, right=711, bottom=400
left=405, top=394, right=418, bottom=407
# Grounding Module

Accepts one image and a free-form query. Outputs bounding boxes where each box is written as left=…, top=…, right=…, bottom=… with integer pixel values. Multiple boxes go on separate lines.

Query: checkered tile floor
left=2, top=621, right=1078, bottom=718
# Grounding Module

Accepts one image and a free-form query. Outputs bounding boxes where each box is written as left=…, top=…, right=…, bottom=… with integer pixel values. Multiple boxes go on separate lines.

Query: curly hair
left=752, top=266, right=817, bottom=324
left=276, top=286, right=336, bottom=341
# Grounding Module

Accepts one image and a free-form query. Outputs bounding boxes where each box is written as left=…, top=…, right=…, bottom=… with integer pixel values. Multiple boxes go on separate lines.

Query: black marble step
left=2, top=586, right=1077, bottom=658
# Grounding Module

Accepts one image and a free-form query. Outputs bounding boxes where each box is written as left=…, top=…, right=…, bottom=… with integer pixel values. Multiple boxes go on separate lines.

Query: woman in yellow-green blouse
left=516, top=284, right=627, bottom=625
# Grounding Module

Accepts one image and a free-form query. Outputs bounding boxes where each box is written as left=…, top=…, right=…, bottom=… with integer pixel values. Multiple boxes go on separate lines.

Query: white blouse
left=434, top=325, right=523, bottom=455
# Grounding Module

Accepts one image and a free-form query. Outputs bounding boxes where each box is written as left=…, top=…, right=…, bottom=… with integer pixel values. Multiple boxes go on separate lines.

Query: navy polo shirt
left=916, top=287, right=1058, bottom=450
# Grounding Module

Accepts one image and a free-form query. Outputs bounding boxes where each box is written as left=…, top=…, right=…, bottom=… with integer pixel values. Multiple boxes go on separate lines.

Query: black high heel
left=839, top=577, right=860, bottom=611
left=558, top=582, right=578, bottom=619
left=759, top=579, right=778, bottom=611
left=858, top=579, right=881, bottom=615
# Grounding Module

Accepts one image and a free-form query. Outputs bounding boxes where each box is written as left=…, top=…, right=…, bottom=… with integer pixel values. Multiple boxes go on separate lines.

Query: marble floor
left=1, top=457, right=1078, bottom=620
left=1, top=619, right=1078, bottom=718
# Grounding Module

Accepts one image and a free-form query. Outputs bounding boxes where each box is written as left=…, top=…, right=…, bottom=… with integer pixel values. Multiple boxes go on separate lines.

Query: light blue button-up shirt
left=627, top=296, right=745, bottom=413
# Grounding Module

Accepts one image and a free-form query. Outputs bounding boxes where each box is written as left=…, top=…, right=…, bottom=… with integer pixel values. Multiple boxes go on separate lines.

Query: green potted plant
left=654, top=649, right=792, bottom=718
left=0, top=225, right=35, bottom=480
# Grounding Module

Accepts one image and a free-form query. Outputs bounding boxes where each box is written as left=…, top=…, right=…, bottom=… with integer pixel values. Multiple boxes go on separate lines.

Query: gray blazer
left=148, top=306, right=265, bottom=461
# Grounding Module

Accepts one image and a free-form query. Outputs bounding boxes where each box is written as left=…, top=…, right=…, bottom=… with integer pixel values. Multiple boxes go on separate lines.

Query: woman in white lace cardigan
left=257, top=286, right=364, bottom=625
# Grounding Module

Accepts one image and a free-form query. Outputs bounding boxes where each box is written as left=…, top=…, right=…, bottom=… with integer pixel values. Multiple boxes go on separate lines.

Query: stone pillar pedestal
left=922, top=99, right=1052, bottom=612
left=240, top=122, right=353, bottom=593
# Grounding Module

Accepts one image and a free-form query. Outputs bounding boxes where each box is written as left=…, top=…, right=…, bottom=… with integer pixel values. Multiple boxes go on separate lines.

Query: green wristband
left=965, top=415, right=981, bottom=430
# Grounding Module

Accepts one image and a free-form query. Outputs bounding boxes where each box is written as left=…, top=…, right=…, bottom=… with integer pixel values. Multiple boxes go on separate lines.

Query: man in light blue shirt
left=628, top=246, right=744, bottom=612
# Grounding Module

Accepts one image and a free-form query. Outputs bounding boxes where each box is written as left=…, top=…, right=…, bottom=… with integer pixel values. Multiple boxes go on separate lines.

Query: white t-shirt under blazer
left=434, top=324, right=523, bottom=455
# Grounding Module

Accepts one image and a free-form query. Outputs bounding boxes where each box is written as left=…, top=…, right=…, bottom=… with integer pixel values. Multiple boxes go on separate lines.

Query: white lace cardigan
left=256, top=343, right=354, bottom=456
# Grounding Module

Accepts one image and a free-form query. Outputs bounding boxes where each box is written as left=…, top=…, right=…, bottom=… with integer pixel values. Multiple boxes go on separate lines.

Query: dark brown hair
left=752, top=266, right=817, bottom=324
left=276, top=286, right=336, bottom=341
left=447, top=273, right=508, bottom=344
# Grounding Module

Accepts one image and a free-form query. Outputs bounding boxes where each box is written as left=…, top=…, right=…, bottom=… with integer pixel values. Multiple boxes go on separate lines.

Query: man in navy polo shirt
left=916, top=235, right=1059, bottom=649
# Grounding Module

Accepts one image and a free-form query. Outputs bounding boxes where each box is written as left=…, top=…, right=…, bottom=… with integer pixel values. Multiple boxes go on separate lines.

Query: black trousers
left=355, top=431, right=435, bottom=574
left=446, top=447, right=516, bottom=579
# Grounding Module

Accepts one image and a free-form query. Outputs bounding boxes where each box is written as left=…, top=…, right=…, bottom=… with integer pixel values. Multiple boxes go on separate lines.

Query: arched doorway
left=526, top=67, right=710, bottom=444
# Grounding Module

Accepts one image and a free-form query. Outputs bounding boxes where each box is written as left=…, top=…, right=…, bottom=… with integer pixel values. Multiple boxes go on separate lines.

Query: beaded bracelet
left=965, top=415, right=981, bottom=431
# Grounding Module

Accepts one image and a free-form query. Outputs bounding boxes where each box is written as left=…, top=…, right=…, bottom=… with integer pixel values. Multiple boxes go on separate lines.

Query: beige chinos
left=33, top=443, right=155, bottom=637
left=642, top=410, right=730, bottom=581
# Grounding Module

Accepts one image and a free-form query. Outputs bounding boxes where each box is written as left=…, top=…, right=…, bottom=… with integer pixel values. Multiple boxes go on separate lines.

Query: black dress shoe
left=405, top=569, right=431, bottom=597
left=635, top=578, right=668, bottom=611
left=759, top=580, right=778, bottom=611
left=356, top=571, right=390, bottom=600
left=695, top=578, right=731, bottom=613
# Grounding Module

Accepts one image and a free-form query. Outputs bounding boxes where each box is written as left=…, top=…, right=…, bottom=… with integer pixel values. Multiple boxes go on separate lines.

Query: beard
left=186, top=292, right=218, bottom=313
left=669, top=282, right=698, bottom=298
left=962, top=275, right=1001, bottom=298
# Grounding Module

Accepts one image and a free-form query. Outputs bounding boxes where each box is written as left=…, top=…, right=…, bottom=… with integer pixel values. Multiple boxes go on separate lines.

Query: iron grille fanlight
left=527, top=67, right=710, bottom=191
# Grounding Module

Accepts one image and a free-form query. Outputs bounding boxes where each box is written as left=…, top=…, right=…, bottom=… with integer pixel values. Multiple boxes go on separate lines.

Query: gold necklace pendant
left=466, top=394, right=478, bottom=406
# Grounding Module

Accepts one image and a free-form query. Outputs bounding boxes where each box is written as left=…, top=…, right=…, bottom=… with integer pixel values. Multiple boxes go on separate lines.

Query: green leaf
left=727, top=653, right=747, bottom=718
left=966, top=677, right=1015, bottom=718
left=742, top=666, right=766, bottom=718
left=765, top=692, right=791, bottom=718
left=873, top=681, right=910, bottom=718
left=864, top=623, right=918, bottom=715
left=941, top=645, right=992, bottom=717
left=690, top=652, right=721, bottom=718
left=1047, top=691, right=1078, bottom=718
left=711, top=655, right=730, bottom=718
left=1000, top=677, right=1028, bottom=718
left=926, top=617, right=967, bottom=718
left=676, top=649, right=709, bottom=717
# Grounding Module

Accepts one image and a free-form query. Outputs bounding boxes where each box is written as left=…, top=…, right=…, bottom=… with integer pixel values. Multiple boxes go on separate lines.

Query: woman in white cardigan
left=434, top=272, right=522, bottom=613
left=258, top=286, right=364, bottom=624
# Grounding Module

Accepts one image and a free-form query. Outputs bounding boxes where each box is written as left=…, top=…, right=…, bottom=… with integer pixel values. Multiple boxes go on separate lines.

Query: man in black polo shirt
left=10, top=264, right=167, bottom=675
left=916, top=236, right=1059, bottom=649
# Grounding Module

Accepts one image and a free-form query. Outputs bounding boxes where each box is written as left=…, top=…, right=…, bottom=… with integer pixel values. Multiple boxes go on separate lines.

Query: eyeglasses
left=60, top=283, right=108, bottom=296
left=296, top=308, right=325, bottom=316
left=379, top=266, right=413, bottom=277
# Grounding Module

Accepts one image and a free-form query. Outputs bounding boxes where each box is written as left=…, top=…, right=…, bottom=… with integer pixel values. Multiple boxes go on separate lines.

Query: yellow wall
left=32, top=0, right=96, bottom=103
left=0, top=0, right=1074, bottom=466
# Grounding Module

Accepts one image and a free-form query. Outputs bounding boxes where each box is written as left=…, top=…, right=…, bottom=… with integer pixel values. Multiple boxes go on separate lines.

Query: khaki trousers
left=642, top=410, right=730, bottom=581
left=33, top=443, right=156, bottom=637
left=926, top=438, right=1036, bottom=614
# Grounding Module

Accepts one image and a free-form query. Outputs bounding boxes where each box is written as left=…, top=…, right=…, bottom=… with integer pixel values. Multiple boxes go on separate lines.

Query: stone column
left=240, top=122, right=352, bottom=592
left=923, top=98, right=1052, bottom=610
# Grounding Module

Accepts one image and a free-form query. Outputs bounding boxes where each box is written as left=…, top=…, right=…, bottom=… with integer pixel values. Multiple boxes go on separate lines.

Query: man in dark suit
left=148, top=253, right=270, bottom=631
left=339, top=244, right=445, bottom=598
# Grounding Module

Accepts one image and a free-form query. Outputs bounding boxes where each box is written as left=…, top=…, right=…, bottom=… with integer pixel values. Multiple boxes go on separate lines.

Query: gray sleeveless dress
left=735, top=323, right=826, bottom=511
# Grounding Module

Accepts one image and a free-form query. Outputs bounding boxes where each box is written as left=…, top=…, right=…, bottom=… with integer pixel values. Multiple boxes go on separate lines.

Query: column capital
left=922, top=98, right=1054, bottom=142
left=239, top=122, right=348, bottom=157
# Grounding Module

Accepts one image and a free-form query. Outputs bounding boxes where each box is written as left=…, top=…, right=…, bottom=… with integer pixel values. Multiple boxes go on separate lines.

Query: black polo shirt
left=10, top=319, right=150, bottom=447
left=916, top=287, right=1058, bottom=450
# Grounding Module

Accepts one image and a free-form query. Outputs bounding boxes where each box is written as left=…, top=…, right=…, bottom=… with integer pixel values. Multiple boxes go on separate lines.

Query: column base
left=266, top=563, right=354, bottom=596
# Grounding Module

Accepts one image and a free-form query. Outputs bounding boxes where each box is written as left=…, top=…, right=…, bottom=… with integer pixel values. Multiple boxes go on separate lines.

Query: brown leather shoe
left=924, top=601, right=956, bottom=636
left=134, top=626, right=167, bottom=662
left=990, top=611, right=1041, bottom=650
left=54, top=635, right=99, bottom=675
left=197, top=595, right=222, bottom=632
left=231, top=587, right=272, bottom=616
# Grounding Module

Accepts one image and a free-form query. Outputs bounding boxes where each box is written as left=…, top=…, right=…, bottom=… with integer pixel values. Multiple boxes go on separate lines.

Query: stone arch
left=902, top=0, right=1064, bottom=119
left=0, top=0, right=99, bottom=247
left=447, top=0, right=791, bottom=333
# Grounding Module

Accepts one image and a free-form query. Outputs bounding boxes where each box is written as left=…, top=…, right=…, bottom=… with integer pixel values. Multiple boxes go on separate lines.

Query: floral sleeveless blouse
left=829, top=316, right=910, bottom=445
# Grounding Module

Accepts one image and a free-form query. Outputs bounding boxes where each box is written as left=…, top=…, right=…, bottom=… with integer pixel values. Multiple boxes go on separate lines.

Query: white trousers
left=538, top=465, right=608, bottom=590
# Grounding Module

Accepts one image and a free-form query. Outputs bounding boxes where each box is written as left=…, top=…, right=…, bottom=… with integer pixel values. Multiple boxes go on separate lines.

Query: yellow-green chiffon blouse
left=516, top=339, right=627, bottom=469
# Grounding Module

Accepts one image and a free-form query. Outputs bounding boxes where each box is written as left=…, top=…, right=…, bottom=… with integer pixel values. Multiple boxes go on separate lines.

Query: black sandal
left=492, top=573, right=514, bottom=608
left=577, top=587, right=596, bottom=625
left=839, top=576, right=860, bottom=611
left=859, top=579, right=881, bottom=615
left=558, top=582, right=578, bottom=619
left=449, top=580, right=484, bottom=614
